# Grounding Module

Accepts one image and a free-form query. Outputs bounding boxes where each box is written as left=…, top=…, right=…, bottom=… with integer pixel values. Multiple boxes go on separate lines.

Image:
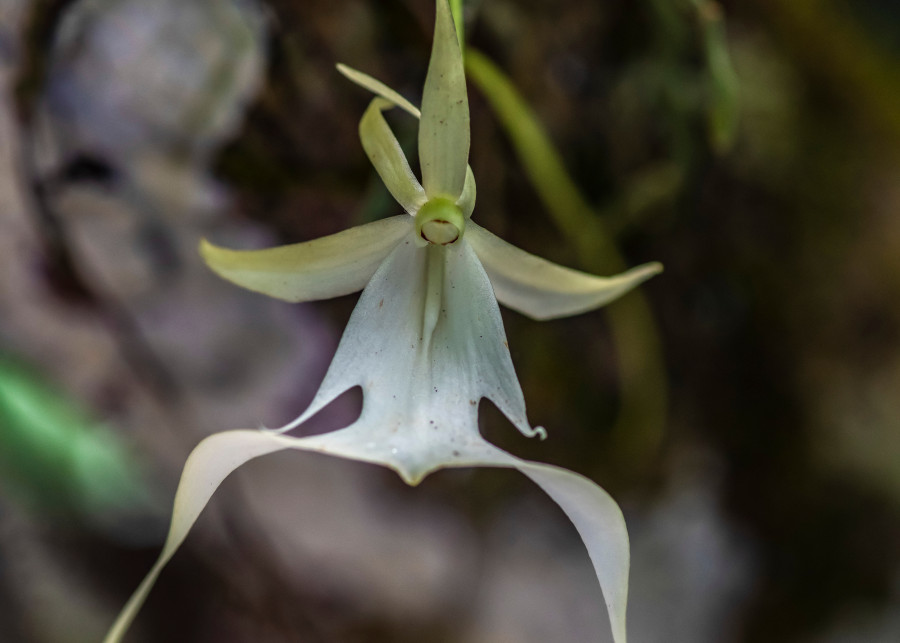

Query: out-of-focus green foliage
left=642, top=0, right=740, bottom=159
left=692, top=0, right=740, bottom=153
left=464, top=48, right=668, bottom=469
left=451, top=0, right=740, bottom=468
left=764, top=0, right=900, bottom=145
left=0, top=357, right=149, bottom=529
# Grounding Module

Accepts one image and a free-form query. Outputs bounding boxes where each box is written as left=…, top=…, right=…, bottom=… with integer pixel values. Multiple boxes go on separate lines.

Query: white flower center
left=415, top=197, right=465, bottom=245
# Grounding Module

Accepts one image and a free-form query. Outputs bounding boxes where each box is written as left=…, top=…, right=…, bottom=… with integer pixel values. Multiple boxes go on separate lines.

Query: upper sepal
left=419, top=0, right=470, bottom=200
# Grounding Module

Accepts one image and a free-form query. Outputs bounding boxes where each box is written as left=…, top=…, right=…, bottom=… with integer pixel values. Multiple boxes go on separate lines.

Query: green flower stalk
left=103, top=2, right=661, bottom=642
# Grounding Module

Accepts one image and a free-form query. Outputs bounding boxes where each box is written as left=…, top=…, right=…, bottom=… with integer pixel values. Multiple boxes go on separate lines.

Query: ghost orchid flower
left=103, top=2, right=661, bottom=642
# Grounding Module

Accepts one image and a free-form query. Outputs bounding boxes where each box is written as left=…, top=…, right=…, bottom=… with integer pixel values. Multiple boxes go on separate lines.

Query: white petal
left=105, top=435, right=629, bottom=643
left=467, top=221, right=663, bottom=320
left=101, top=430, right=287, bottom=643
left=275, top=232, right=545, bottom=468
left=359, top=98, right=427, bottom=215
left=517, top=461, right=629, bottom=643
left=419, top=0, right=470, bottom=200
left=449, top=444, right=630, bottom=643
left=199, top=215, right=410, bottom=302
left=336, top=63, right=421, bottom=118
left=102, top=426, right=420, bottom=643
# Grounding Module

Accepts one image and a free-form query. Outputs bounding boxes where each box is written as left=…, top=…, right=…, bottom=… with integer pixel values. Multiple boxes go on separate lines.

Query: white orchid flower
left=103, top=2, right=662, bottom=642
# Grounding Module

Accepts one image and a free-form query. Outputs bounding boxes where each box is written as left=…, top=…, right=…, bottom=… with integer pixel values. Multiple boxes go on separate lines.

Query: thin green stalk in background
left=465, top=49, right=668, bottom=471
left=692, top=0, right=740, bottom=153
left=760, top=0, right=900, bottom=146
left=644, top=0, right=740, bottom=161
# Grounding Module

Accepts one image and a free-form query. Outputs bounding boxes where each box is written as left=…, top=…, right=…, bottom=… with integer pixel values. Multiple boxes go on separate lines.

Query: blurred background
left=2, top=0, right=900, bottom=641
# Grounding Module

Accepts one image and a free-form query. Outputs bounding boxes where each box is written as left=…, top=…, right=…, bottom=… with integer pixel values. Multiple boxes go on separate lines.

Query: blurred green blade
left=0, top=358, right=150, bottom=529
left=465, top=48, right=669, bottom=468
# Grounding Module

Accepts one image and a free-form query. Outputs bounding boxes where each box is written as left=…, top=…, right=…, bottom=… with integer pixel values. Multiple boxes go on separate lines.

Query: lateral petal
left=101, top=425, right=436, bottom=643
left=467, top=221, right=662, bottom=320
left=419, top=0, right=470, bottom=200
left=337, top=64, right=476, bottom=218
left=360, top=98, right=427, bottom=215
left=336, top=63, right=421, bottom=118
left=101, top=430, right=288, bottom=643
left=199, top=215, right=410, bottom=302
left=519, top=462, right=629, bottom=643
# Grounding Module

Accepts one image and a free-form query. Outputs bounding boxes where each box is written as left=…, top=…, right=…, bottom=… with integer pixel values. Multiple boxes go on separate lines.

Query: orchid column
left=103, top=2, right=661, bottom=642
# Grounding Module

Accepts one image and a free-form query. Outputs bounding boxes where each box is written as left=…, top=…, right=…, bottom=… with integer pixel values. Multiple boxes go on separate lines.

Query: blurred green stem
left=760, top=0, right=900, bottom=145
left=692, top=0, right=740, bottom=153
left=645, top=0, right=740, bottom=156
left=465, top=49, right=668, bottom=470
